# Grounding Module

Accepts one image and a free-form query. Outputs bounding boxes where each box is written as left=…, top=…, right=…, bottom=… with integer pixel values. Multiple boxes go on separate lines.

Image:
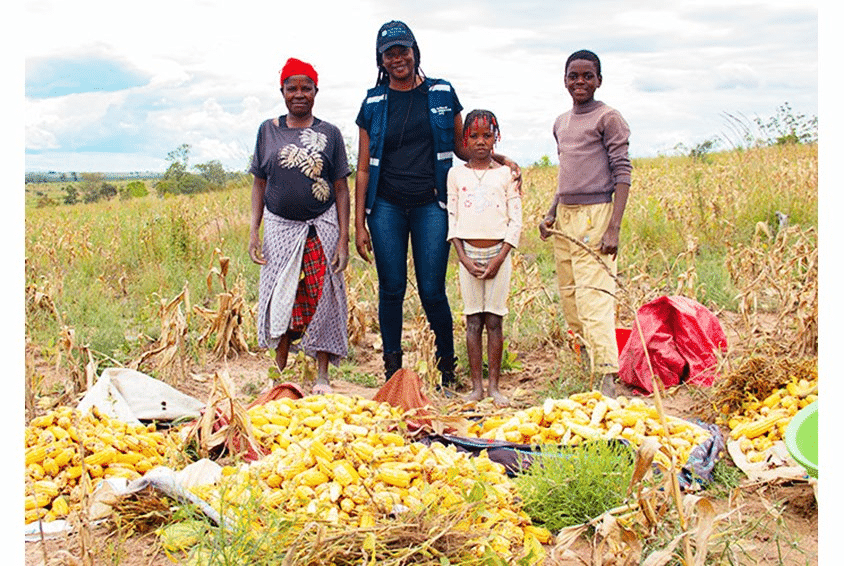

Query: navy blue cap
left=377, top=20, right=416, bottom=53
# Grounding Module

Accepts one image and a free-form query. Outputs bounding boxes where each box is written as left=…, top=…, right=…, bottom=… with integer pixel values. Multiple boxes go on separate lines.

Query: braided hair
left=565, top=49, right=601, bottom=78
left=462, top=109, right=501, bottom=148
left=375, top=43, right=423, bottom=86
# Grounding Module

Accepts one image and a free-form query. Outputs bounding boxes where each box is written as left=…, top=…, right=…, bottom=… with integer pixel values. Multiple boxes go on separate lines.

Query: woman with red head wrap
left=249, top=57, right=351, bottom=395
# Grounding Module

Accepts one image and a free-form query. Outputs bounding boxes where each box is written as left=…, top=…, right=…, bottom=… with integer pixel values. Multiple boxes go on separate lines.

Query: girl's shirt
left=553, top=100, right=631, bottom=206
left=446, top=164, right=522, bottom=248
left=250, top=116, right=350, bottom=221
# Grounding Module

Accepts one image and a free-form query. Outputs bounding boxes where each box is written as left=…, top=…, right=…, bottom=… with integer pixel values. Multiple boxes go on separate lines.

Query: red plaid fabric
left=289, top=231, right=327, bottom=333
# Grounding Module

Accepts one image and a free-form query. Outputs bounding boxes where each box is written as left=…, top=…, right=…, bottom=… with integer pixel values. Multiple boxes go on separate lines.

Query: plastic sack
left=619, top=296, right=727, bottom=394
left=76, top=367, right=205, bottom=425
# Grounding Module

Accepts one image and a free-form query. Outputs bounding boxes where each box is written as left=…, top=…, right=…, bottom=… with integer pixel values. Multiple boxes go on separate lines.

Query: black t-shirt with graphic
left=250, top=116, right=350, bottom=221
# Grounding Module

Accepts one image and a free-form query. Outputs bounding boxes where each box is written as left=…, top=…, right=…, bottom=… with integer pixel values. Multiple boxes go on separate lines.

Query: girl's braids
left=462, top=109, right=501, bottom=147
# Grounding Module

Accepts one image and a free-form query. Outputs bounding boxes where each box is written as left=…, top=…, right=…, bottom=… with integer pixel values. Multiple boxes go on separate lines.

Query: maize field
left=23, top=143, right=818, bottom=565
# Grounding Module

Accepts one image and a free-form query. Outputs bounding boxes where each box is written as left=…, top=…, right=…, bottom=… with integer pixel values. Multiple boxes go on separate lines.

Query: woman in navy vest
left=354, top=20, right=520, bottom=391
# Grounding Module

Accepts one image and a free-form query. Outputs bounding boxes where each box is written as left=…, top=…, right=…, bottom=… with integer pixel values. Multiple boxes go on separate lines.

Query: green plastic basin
left=784, top=400, right=818, bottom=478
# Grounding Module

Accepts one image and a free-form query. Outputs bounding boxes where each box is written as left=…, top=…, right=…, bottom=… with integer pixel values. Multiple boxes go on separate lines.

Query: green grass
left=513, top=439, right=636, bottom=532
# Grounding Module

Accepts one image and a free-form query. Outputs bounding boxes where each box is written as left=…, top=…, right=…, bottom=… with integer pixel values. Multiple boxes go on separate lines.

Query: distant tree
left=81, top=172, right=106, bottom=203
left=754, top=102, right=818, bottom=146
left=194, top=160, right=227, bottom=189
left=63, top=184, right=79, bottom=205
left=164, top=143, right=191, bottom=183
left=100, top=183, right=118, bottom=200
left=123, top=180, right=149, bottom=199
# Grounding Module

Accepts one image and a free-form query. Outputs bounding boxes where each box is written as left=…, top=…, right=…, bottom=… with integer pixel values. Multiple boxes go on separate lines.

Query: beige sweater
left=553, top=100, right=631, bottom=205
left=446, top=164, right=522, bottom=248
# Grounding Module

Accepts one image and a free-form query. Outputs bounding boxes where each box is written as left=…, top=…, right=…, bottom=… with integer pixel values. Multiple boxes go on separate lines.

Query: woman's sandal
left=311, top=382, right=333, bottom=395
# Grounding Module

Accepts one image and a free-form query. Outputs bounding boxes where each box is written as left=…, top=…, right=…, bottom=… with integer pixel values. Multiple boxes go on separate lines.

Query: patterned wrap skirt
left=256, top=204, right=348, bottom=365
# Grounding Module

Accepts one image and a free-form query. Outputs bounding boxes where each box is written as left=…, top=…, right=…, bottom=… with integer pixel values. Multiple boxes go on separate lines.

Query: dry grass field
left=24, top=143, right=818, bottom=565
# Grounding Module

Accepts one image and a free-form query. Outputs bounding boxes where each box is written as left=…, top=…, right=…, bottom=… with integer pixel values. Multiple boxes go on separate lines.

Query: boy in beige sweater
left=539, top=50, right=631, bottom=397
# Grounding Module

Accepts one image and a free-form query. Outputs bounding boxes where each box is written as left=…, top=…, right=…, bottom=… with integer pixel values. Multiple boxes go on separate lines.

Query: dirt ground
left=24, top=340, right=819, bottom=565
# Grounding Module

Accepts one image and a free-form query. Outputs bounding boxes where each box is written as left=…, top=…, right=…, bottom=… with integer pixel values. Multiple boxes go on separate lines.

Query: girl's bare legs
left=485, top=314, right=509, bottom=406
left=465, top=313, right=486, bottom=401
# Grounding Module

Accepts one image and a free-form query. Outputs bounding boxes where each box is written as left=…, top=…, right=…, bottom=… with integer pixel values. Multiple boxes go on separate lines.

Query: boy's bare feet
left=490, top=390, right=509, bottom=407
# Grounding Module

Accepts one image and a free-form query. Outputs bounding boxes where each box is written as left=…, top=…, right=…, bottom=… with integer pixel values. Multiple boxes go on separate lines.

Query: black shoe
left=384, top=351, right=402, bottom=382
left=601, top=373, right=617, bottom=398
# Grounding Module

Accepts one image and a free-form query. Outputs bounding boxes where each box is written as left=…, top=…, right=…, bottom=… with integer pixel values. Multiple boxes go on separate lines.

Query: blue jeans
left=367, top=197, right=454, bottom=364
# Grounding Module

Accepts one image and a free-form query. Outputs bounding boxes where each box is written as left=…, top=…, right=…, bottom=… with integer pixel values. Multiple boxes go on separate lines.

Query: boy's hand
left=600, top=226, right=620, bottom=258
left=538, top=215, right=555, bottom=241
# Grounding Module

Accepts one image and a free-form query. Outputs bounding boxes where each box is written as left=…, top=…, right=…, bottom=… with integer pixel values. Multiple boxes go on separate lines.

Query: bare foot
left=465, top=388, right=486, bottom=403
left=490, top=390, right=510, bottom=407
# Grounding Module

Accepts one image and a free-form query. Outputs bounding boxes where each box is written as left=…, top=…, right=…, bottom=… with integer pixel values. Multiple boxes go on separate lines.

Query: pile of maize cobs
left=24, top=406, right=176, bottom=524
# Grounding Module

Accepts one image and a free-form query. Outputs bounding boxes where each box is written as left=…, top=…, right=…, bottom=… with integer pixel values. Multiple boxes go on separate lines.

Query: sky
left=21, top=0, right=821, bottom=174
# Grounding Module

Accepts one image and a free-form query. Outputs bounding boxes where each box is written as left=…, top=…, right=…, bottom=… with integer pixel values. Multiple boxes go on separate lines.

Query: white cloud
left=23, top=0, right=818, bottom=171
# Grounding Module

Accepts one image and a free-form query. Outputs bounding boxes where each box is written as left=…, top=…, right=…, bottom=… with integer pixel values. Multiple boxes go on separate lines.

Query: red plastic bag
left=619, top=296, right=727, bottom=394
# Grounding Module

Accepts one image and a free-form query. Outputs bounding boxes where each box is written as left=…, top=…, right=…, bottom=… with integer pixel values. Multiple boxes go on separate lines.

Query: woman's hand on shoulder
left=495, top=154, right=522, bottom=194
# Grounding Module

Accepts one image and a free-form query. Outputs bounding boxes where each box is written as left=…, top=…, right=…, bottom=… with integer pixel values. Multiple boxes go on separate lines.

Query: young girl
left=538, top=49, right=631, bottom=398
left=447, top=110, right=522, bottom=406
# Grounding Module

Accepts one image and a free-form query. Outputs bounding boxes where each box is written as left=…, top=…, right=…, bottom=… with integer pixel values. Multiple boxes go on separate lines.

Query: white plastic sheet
left=76, top=367, right=205, bottom=424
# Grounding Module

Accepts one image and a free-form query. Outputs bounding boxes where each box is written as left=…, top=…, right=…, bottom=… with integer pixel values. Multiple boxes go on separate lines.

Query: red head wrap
left=280, top=58, right=318, bottom=87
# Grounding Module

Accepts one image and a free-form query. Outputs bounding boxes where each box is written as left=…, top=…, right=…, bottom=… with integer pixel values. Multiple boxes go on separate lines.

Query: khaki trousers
left=552, top=202, right=619, bottom=373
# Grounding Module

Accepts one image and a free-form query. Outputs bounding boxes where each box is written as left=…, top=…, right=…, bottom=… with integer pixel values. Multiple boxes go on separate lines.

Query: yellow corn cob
left=53, top=447, right=75, bottom=468
left=265, top=472, right=283, bottom=488
left=378, top=466, right=412, bottom=488
left=32, top=480, right=60, bottom=498
left=379, top=432, right=405, bottom=447
left=25, top=508, right=48, bottom=524
left=42, top=457, right=60, bottom=477
left=566, top=422, right=602, bottom=441
left=84, top=447, right=118, bottom=467
left=331, top=460, right=361, bottom=487
left=25, top=445, right=49, bottom=466
left=48, top=425, right=70, bottom=441
left=358, top=512, right=375, bottom=528
left=297, top=469, right=329, bottom=488
left=65, top=465, right=83, bottom=480
left=295, top=485, right=316, bottom=501
left=51, top=495, right=70, bottom=517
left=732, top=411, right=789, bottom=440
left=517, top=422, right=540, bottom=438
left=24, top=493, right=51, bottom=510
left=301, top=414, right=325, bottom=429
left=590, top=401, right=608, bottom=427
left=114, top=452, right=144, bottom=466
left=761, top=390, right=782, bottom=408
left=263, top=490, right=286, bottom=508
left=349, top=440, right=375, bottom=462
left=309, top=439, right=333, bottom=462
left=27, top=463, right=45, bottom=480
left=30, top=414, right=55, bottom=428
left=339, top=496, right=355, bottom=514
